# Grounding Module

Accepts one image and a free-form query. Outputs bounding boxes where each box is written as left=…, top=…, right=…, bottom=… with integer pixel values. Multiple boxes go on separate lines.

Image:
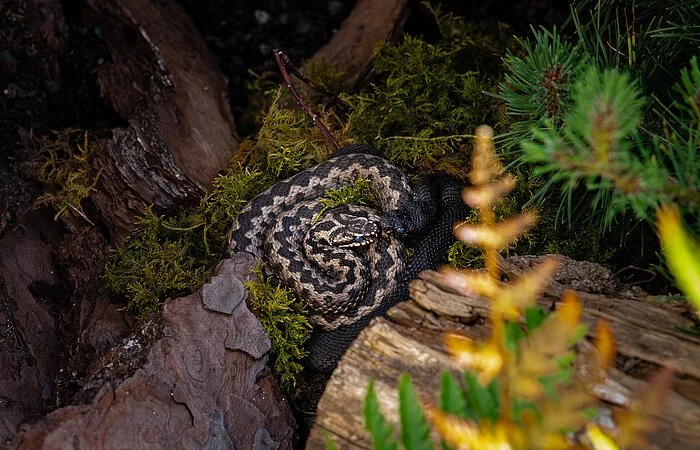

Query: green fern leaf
left=439, top=372, right=472, bottom=419
left=324, top=432, right=339, bottom=450
left=364, top=379, right=398, bottom=450
left=398, top=373, right=433, bottom=450
left=524, top=306, right=548, bottom=332
left=463, top=372, right=500, bottom=422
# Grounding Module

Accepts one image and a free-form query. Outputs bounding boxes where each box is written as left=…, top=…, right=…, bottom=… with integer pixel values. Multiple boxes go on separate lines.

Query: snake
left=228, top=144, right=469, bottom=372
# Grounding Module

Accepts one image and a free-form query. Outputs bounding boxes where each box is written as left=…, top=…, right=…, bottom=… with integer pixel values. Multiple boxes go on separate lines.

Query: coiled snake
left=228, top=144, right=469, bottom=372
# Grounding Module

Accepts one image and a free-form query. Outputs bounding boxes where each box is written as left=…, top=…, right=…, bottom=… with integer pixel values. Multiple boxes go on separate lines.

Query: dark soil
left=178, top=0, right=357, bottom=115
left=0, top=0, right=120, bottom=238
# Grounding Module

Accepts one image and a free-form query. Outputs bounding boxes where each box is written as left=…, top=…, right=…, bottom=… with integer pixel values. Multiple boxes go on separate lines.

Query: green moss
left=311, top=177, right=379, bottom=223
left=199, top=167, right=275, bottom=253
left=31, top=128, right=100, bottom=222
left=322, top=177, right=377, bottom=207
left=105, top=167, right=273, bottom=319
left=245, top=264, right=312, bottom=391
left=300, top=57, right=350, bottom=103
left=237, top=89, right=342, bottom=178
left=345, top=35, right=489, bottom=171
left=448, top=240, right=483, bottom=268
left=345, top=5, right=516, bottom=173
left=104, top=207, right=212, bottom=319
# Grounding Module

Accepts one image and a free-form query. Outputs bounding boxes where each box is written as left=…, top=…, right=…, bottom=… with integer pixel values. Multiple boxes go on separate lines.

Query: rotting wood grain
left=308, top=255, right=700, bottom=449
left=85, top=0, right=239, bottom=241
left=311, top=0, right=409, bottom=83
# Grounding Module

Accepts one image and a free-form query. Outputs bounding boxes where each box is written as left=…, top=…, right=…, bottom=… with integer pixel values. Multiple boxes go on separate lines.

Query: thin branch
left=273, top=49, right=341, bottom=150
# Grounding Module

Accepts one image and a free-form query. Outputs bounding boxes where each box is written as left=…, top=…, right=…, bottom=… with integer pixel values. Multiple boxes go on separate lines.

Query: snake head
left=381, top=200, right=437, bottom=237
left=380, top=208, right=414, bottom=236
left=310, top=209, right=379, bottom=248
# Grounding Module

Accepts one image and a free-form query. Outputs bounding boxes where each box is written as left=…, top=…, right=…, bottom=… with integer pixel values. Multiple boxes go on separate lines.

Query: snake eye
left=353, top=236, right=364, bottom=243
left=395, top=226, right=406, bottom=235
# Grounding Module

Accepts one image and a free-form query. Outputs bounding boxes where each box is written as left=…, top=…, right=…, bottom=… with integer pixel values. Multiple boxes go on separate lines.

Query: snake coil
left=228, top=144, right=469, bottom=372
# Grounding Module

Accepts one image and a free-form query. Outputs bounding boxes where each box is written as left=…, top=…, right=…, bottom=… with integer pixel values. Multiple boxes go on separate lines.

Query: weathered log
left=85, top=0, right=239, bottom=241
left=1, top=0, right=241, bottom=443
left=309, top=255, right=700, bottom=449
left=310, top=0, right=409, bottom=82
left=8, top=253, right=296, bottom=449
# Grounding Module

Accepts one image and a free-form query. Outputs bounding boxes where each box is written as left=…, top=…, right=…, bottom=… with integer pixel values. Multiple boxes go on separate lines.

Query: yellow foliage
left=491, top=258, right=558, bottom=319
left=445, top=333, right=504, bottom=384
left=462, top=174, right=517, bottom=209
left=593, top=320, right=616, bottom=373
left=430, top=408, right=513, bottom=450
left=453, top=212, right=537, bottom=250
left=424, top=125, right=674, bottom=450
left=657, top=204, right=700, bottom=316
left=437, top=268, right=499, bottom=298
left=587, top=425, right=619, bottom=450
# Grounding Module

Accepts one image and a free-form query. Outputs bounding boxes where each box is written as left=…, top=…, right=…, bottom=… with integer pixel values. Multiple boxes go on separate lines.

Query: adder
left=228, top=144, right=468, bottom=372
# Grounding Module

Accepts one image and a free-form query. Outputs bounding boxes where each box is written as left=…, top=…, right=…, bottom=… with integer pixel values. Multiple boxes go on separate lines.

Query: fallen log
left=311, top=0, right=409, bottom=82
left=85, top=0, right=239, bottom=241
left=309, top=254, right=700, bottom=449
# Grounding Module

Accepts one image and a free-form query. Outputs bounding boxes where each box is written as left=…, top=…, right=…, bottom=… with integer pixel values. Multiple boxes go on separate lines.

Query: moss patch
left=345, top=4, right=517, bottom=175
left=30, top=128, right=100, bottom=223
left=236, top=89, right=347, bottom=177
left=246, top=264, right=312, bottom=391
left=105, top=168, right=273, bottom=318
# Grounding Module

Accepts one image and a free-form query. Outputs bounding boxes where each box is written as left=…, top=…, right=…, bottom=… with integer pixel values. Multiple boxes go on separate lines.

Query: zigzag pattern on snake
left=228, top=144, right=469, bottom=372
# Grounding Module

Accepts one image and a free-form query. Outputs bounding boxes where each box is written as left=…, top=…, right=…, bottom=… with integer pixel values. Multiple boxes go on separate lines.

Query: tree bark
left=0, top=209, right=65, bottom=441
left=0, top=0, right=240, bottom=442
left=8, top=253, right=296, bottom=450
left=84, top=0, right=239, bottom=242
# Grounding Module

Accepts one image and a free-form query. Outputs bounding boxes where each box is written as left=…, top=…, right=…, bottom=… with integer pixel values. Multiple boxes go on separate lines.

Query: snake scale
left=228, top=144, right=469, bottom=372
